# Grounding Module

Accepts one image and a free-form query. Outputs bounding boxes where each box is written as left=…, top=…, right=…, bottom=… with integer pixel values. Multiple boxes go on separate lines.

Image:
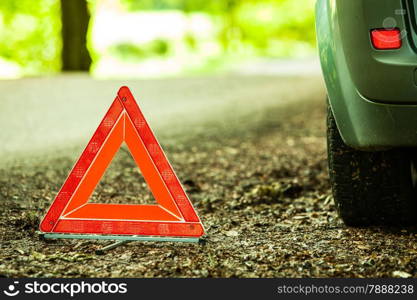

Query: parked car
left=316, top=0, right=417, bottom=225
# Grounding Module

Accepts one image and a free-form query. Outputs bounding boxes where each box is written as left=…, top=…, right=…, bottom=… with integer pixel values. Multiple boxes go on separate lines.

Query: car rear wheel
left=327, top=102, right=417, bottom=226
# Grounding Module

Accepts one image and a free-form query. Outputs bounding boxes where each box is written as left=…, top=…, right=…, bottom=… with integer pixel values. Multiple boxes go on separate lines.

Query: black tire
left=327, top=103, right=417, bottom=226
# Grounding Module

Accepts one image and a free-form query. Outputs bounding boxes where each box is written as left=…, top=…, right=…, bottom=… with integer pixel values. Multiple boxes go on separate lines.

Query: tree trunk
left=60, top=0, right=92, bottom=71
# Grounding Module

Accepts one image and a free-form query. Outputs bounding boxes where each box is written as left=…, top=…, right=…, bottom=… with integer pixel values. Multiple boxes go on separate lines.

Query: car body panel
left=340, top=0, right=417, bottom=103
left=316, top=0, right=417, bottom=150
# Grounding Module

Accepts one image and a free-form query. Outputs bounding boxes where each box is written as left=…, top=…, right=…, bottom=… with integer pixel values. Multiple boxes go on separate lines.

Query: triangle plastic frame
left=39, top=87, right=204, bottom=238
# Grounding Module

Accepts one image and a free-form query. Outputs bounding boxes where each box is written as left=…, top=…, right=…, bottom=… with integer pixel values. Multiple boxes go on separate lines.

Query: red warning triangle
left=40, top=87, right=204, bottom=237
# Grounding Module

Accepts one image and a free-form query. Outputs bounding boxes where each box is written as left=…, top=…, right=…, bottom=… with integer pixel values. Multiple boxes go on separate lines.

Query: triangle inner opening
left=89, top=144, right=157, bottom=206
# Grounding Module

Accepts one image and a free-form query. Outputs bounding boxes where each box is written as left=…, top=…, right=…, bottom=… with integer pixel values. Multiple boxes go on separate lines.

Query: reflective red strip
left=371, top=28, right=402, bottom=50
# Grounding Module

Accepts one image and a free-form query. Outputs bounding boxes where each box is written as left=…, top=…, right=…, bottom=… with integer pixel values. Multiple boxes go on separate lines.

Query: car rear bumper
left=336, top=90, right=417, bottom=150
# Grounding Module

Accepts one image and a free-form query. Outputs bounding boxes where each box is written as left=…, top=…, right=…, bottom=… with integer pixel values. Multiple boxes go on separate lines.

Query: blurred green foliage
left=0, top=0, right=61, bottom=75
left=237, top=1, right=316, bottom=55
left=121, top=0, right=316, bottom=55
left=0, top=0, right=316, bottom=76
left=109, top=39, right=170, bottom=61
left=120, top=0, right=231, bottom=12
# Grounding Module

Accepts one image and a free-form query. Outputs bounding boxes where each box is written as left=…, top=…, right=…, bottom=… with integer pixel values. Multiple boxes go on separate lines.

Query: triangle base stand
left=40, top=233, right=204, bottom=255
left=41, top=233, right=202, bottom=243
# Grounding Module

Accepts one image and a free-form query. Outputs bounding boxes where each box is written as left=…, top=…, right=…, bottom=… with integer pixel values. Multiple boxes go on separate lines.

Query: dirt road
left=1, top=75, right=416, bottom=278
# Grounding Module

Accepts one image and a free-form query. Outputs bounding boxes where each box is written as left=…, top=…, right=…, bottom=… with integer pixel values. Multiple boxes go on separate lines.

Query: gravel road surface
left=1, top=75, right=417, bottom=278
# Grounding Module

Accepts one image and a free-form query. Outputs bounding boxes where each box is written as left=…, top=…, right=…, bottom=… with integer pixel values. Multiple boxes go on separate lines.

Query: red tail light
left=371, top=28, right=402, bottom=50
